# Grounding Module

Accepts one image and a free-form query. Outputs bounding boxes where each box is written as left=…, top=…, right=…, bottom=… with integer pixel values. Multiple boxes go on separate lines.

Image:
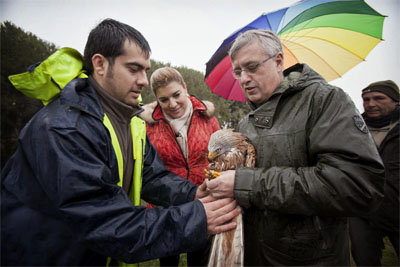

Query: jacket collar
left=247, top=63, right=325, bottom=129
left=60, top=78, right=104, bottom=120
left=248, top=63, right=324, bottom=110
left=59, top=78, right=143, bottom=122
left=88, top=76, right=143, bottom=123
left=362, top=106, right=400, bottom=128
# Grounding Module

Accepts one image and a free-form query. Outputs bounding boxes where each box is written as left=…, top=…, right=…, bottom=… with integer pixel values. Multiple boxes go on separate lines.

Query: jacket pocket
left=256, top=129, right=308, bottom=168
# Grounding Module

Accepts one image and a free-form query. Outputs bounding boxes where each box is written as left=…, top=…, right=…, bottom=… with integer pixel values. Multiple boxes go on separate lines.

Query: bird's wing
left=245, top=141, right=256, bottom=168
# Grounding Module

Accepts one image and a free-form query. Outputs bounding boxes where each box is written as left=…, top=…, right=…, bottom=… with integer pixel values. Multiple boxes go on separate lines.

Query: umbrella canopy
left=205, top=0, right=386, bottom=102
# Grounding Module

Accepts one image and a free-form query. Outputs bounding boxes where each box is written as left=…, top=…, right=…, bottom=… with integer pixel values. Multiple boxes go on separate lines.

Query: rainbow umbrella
left=205, top=0, right=386, bottom=102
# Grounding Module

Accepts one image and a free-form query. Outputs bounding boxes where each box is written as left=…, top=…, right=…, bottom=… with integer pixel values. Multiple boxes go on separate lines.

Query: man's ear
left=275, top=52, right=284, bottom=72
left=91, top=54, right=108, bottom=76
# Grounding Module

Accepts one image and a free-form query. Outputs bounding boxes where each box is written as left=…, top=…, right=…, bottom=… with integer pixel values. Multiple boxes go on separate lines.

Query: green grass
left=138, top=241, right=398, bottom=267
left=138, top=254, right=187, bottom=267
left=382, top=237, right=398, bottom=267
left=138, top=258, right=159, bottom=267
left=350, top=237, right=398, bottom=267
left=139, top=240, right=398, bottom=267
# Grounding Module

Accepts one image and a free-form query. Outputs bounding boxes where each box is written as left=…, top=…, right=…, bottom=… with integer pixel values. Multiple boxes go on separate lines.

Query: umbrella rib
left=278, top=0, right=384, bottom=37
left=283, top=38, right=342, bottom=78
left=279, top=6, right=384, bottom=43
left=282, top=43, right=299, bottom=63
left=284, top=27, right=375, bottom=61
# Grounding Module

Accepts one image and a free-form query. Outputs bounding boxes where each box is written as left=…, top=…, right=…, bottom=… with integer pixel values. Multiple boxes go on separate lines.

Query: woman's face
left=155, top=81, right=189, bottom=119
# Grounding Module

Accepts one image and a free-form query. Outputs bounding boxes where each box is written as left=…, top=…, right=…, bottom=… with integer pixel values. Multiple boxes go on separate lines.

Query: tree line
left=0, top=21, right=250, bottom=168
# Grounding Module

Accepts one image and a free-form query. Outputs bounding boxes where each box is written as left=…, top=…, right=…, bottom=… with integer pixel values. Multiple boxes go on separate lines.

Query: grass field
left=350, top=237, right=398, bottom=267
left=381, top=237, right=398, bottom=267
left=139, top=238, right=398, bottom=267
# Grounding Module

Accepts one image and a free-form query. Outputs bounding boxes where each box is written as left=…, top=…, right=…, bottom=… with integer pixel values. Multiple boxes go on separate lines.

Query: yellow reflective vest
left=9, top=47, right=146, bottom=266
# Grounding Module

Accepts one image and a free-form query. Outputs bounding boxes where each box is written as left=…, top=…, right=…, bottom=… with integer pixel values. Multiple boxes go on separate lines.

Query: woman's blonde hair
left=150, top=67, right=186, bottom=95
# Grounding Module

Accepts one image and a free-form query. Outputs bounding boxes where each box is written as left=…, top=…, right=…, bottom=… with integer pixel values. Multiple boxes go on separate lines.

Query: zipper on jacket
left=161, top=100, right=205, bottom=181
left=165, top=119, right=190, bottom=179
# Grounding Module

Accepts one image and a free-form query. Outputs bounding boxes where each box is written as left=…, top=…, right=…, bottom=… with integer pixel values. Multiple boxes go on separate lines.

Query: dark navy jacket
left=1, top=78, right=207, bottom=266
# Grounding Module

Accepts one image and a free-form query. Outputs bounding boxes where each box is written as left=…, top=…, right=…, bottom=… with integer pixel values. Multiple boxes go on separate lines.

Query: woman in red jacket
left=142, top=67, right=220, bottom=267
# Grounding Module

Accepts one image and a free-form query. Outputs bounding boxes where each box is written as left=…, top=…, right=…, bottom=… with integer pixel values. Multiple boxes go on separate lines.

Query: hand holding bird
left=206, top=170, right=236, bottom=199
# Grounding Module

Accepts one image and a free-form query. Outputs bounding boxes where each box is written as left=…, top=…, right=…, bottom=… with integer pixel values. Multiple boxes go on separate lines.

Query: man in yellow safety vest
left=1, top=18, right=240, bottom=266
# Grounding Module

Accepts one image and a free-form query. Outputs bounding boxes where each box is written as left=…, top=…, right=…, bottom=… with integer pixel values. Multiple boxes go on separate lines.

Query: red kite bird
left=206, top=129, right=256, bottom=267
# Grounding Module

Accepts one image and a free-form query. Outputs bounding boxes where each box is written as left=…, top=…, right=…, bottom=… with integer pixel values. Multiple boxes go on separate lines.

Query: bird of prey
left=206, top=129, right=256, bottom=267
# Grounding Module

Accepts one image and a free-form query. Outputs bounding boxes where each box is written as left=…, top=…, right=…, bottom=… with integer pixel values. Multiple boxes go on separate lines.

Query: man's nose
left=368, top=99, right=378, bottom=107
left=239, top=71, right=252, bottom=83
left=137, top=71, right=149, bottom=87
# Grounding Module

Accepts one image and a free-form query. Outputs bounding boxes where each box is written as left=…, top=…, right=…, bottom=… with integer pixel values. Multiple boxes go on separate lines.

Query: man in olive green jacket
left=206, top=30, right=385, bottom=265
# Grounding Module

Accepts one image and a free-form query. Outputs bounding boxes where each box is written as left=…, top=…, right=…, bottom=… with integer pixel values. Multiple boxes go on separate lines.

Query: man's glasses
left=232, top=54, right=276, bottom=79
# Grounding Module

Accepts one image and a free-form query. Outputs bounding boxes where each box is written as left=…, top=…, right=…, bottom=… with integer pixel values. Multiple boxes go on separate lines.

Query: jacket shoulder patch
left=353, top=115, right=369, bottom=134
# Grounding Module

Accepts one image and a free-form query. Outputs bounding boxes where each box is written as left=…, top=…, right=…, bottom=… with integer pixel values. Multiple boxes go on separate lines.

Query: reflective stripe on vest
left=129, top=116, right=146, bottom=206
left=103, top=114, right=124, bottom=186
left=103, top=114, right=146, bottom=267
left=102, top=114, right=146, bottom=205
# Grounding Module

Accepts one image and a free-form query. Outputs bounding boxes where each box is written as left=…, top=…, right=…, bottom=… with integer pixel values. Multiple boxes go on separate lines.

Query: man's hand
left=194, top=180, right=208, bottom=200
left=200, top=195, right=241, bottom=235
left=206, top=170, right=235, bottom=199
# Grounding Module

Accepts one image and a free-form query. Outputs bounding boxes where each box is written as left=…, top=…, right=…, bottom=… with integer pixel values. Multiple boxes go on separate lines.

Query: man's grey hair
left=229, top=29, right=283, bottom=60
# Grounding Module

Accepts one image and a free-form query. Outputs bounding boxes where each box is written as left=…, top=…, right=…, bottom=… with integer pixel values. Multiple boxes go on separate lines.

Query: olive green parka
left=234, top=64, right=385, bottom=266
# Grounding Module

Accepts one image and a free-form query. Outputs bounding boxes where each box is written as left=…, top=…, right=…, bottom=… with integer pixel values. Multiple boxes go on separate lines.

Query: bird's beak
left=208, top=152, right=218, bottom=162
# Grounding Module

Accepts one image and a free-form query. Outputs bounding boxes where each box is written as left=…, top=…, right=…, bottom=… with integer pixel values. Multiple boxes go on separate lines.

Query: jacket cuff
left=189, top=185, right=198, bottom=201
left=234, top=167, right=255, bottom=209
left=192, top=200, right=209, bottom=247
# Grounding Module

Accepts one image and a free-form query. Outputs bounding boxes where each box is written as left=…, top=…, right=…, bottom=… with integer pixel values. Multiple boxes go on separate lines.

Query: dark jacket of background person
left=142, top=95, right=220, bottom=187
left=1, top=78, right=208, bottom=266
left=363, top=108, right=399, bottom=233
left=234, top=64, right=385, bottom=266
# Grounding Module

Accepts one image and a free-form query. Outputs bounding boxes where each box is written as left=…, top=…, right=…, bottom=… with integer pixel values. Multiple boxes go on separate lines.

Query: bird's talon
left=204, top=168, right=220, bottom=179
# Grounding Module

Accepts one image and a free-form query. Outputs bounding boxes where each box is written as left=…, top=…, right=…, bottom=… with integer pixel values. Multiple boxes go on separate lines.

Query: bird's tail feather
left=207, top=214, right=243, bottom=267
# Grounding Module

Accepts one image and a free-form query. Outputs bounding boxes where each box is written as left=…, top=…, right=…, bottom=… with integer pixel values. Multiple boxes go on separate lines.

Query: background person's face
left=156, top=81, right=189, bottom=119
left=102, top=40, right=150, bottom=107
left=232, top=41, right=283, bottom=106
left=362, top=91, right=398, bottom=118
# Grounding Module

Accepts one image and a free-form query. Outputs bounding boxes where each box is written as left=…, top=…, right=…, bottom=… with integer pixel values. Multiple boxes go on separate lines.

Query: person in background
left=141, top=66, right=220, bottom=266
left=1, top=18, right=241, bottom=266
left=349, top=80, right=399, bottom=266
left=205, top=29, right=385, bottom=266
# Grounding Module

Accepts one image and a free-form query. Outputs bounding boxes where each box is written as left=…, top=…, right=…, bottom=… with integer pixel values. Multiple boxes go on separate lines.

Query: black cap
left=362, top=80, right=399, bottom=102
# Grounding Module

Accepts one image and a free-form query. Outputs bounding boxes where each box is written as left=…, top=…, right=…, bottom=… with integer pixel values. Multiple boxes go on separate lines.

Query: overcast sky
left=1, top=0, right=399, bottom=112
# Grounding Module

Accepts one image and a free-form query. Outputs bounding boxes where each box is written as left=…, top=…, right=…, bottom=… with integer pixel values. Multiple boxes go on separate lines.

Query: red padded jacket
left=142, top=96, right=220, bottom=204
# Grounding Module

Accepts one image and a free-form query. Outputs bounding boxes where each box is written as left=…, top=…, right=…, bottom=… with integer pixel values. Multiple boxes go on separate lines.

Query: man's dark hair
left=83, top=18, right=151, bottom=74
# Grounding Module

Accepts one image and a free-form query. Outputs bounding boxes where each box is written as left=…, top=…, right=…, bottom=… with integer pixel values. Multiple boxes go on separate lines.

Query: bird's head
left=208, top=149, right=221, bottom=162
left=208, top=128, right=244, bottom=161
